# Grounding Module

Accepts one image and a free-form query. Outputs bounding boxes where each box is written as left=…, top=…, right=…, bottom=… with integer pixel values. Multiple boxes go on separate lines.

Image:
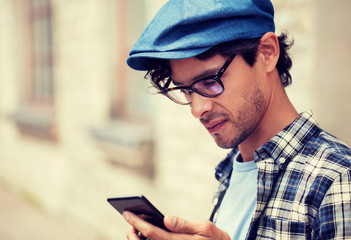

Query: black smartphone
left=107, top=195, right=168, bottom=231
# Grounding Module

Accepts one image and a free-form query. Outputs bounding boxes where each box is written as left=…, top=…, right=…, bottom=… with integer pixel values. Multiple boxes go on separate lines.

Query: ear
left=257, top=32, right=280, bottom=73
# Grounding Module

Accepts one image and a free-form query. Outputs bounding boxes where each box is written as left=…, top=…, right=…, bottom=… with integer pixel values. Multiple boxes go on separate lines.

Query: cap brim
left=127, top=47, right=212, bottom=71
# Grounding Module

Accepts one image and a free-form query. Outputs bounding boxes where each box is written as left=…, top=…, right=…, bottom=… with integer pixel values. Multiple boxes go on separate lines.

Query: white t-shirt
left=215, top=155, right=258, bottom=240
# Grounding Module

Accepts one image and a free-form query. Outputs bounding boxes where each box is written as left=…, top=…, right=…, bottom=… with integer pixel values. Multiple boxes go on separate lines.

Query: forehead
left=169, top=55, right=227, bottom=85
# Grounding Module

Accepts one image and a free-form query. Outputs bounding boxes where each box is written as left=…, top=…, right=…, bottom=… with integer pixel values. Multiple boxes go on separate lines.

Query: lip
left=205, top=120, right=226, bottom=134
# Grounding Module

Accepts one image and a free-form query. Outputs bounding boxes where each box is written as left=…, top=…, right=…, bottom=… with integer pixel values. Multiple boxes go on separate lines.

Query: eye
left=195, top=79, right=218, bottom=89
left=202, top=79, right=217, bottom=87
left=193, top=78, right=222, bottom=95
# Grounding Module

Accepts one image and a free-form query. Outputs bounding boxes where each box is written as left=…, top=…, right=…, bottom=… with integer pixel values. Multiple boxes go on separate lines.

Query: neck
left=239, top=80, right=299, bottom=162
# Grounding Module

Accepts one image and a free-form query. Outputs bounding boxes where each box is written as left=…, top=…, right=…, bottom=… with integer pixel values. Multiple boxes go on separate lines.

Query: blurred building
left=0, top=0, right=350, bottom=239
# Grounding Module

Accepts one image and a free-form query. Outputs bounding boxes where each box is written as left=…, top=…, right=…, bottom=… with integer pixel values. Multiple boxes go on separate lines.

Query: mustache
left=200, top=112, right=229, bottom=125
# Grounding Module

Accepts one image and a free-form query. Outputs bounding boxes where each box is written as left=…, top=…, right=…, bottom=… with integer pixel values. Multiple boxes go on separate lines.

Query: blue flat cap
left=127, top=0, right=275, bottom=71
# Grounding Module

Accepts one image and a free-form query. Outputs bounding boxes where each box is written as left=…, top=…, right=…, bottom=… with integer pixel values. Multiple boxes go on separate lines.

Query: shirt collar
left=214, top=147, right=238, bottom=183
left=254, top=112, right=321, bottom=169
left=215, top=112, right=322, bottom=182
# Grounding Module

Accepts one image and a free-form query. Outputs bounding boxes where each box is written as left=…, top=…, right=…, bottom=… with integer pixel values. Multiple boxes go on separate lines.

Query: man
left=122, top=0, right=351, bottom=239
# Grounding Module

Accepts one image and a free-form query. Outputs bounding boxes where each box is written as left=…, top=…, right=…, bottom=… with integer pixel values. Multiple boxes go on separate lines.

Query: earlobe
left=258, top=32, right=280, bottom=72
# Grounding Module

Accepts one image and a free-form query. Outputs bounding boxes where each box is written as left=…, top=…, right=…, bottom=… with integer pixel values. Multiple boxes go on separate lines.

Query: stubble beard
left=213, top=85, right=266, bottom=149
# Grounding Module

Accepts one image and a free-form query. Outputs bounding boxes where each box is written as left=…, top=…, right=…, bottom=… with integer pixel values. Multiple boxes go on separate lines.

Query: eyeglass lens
left=166, top=79, right=224, bottom=105
left=165, top=55, right=235, bottom=105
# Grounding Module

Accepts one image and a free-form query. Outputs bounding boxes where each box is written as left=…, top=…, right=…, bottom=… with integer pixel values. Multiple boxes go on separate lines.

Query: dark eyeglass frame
left=162, top=54, right=236, bottom=105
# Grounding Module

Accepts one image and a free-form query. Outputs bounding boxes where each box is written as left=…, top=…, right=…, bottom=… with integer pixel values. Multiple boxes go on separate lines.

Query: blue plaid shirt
left=211, top=112, right=351, bottom=239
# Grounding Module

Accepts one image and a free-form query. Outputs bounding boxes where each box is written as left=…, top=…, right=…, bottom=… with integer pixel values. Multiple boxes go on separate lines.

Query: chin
left=214, top=131, right=248, bottom=149
left=214, top=136, right=241, bottom=149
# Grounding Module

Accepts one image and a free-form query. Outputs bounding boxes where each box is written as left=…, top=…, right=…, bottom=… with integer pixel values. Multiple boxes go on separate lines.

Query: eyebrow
left=171, top=67, right=220, bottom=86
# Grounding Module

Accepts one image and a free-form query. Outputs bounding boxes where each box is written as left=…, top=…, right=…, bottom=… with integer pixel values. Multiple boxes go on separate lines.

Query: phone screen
left=107, top=195, right=168, bottom=231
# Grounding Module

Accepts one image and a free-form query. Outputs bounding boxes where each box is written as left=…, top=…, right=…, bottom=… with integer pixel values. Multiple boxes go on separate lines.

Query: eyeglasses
left=162, top=55, right=236, bottom=105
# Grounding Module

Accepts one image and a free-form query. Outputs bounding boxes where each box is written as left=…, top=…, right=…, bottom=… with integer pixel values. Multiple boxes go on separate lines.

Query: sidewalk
left=0, top=186, right=90, bottom=240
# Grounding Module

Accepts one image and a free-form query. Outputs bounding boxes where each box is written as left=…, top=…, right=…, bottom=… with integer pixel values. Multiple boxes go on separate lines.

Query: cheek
left=221, top=72, right=257, bottom=105
left=228, top=61, right=260, bottom=90
left=218, top=73, right=266, bottom=119
left=216, top=57, right=266, bottom=109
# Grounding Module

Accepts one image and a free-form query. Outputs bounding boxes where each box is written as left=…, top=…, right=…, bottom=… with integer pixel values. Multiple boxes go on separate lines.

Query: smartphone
left=107, top=195, right=168, bottom=231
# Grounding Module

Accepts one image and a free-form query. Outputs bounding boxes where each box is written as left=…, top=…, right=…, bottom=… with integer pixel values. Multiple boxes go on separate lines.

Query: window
left=11, top=0, right=57, bottom=141
left=111, top=0, right=151, bottom=119
left=30, top=0, right=54, bottom=105
left=92, top=0, right=155, bottom=178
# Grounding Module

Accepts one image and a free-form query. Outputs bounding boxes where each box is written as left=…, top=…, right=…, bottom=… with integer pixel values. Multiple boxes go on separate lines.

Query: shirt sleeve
left=314, top=169, right=351, bottom=239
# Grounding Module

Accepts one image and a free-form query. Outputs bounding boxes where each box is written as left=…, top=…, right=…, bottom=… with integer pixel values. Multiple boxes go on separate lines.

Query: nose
left=190, top=93, right=213, bottom=119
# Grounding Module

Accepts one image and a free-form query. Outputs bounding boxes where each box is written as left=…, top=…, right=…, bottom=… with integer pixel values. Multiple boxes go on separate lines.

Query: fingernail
left=123, top=211, right=130, bottom=221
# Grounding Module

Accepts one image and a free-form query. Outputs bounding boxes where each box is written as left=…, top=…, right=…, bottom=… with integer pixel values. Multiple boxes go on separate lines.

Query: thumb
left=164, top=215, right=194, bottom=233
left=164, top=215, right=207, bottom=234
left=164, top=215, right=231, bottom=240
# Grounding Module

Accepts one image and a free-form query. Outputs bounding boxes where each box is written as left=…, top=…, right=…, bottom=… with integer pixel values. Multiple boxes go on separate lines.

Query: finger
left=127, top=226, right=141, bottom=240
left=128, top=227, right=148, bottom=240
left=123, top=211, right=168, bottom=240
left=164, top=215, right=226, bottom=238
left=123, top=211, right=152, bottom=231
left=164, top=215, right=204, bottom=234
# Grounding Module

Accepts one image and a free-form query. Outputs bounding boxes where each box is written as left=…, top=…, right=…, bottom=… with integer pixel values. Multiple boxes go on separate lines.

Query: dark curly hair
left=145, top=33, right=294, bottom=91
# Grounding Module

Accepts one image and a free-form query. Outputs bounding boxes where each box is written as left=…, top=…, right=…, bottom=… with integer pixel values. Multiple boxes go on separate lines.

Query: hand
left=123, top=211, right=230, bottom=240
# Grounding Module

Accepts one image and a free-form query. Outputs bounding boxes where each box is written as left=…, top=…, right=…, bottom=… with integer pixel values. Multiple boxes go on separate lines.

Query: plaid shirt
left=211, top=112, right=351, bottom=239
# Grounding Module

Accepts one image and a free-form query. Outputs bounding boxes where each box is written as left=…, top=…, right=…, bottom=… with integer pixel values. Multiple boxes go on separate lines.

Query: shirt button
left=279, top=157, right=286, bottom=164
